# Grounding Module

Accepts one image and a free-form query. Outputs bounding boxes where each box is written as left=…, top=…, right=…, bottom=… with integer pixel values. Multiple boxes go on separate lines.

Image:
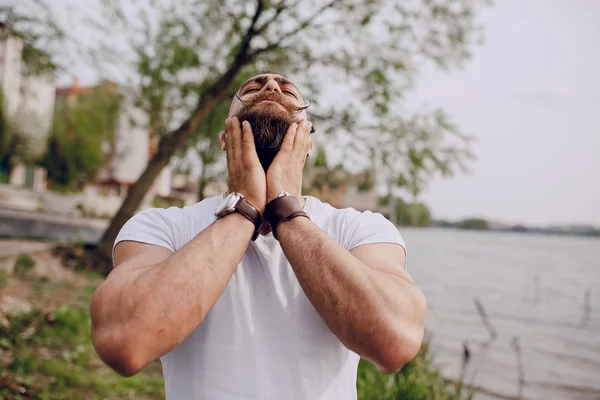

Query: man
left=90, top=72, right=426, bottom=400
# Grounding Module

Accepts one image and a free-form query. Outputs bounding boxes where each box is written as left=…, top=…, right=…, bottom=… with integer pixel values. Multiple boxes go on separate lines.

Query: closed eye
left=244, top=88, right=259, bottom=94
left=283, top=90, right=297, bottom=98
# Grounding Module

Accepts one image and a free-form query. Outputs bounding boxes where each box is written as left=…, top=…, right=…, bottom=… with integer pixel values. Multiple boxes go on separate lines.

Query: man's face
left=226, top=73, right=310, bottom=171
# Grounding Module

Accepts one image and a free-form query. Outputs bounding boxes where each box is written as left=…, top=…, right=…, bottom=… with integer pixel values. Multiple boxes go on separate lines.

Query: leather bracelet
left=233, top=197, right=262, bottom=241
left=264, top=196, right=310, bottom=240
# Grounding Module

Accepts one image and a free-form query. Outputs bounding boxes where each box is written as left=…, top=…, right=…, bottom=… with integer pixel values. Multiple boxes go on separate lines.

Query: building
left=55, top=78, right=172, bottom=198
left=0, top=22, right=55, bottom=159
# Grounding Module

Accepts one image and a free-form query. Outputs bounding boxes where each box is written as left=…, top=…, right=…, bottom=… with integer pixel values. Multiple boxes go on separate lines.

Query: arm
left=277, top=217, right=426, bottom=373
left=91, top=117, right=266, bottom=376
left=91, top=212, right=255, bottom=376
left=264, top=120, right=425, bottom=373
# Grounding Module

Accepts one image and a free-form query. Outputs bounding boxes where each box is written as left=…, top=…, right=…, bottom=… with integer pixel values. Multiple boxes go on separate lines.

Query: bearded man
left=90, top=72, right=426, bottom=400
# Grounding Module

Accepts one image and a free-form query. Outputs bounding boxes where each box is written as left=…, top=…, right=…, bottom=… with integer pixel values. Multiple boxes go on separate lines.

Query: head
left=222, top=72, right=313, bottom=171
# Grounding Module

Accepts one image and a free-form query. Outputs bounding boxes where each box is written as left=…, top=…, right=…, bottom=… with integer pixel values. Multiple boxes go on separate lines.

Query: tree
left=379, top=195, right=432, bottom=227
left=0, top=93, right=29, bottom=181
left=177, top=77, right=254, bottom=201
left=40, top=84, right=122, bottom=190
left=81, top=0, right=488, bottom=257
left=0, top=2, right=65, bottom=76
left=314, top=145, right=329, bottom=168
left=0, top=2, right=65, bottom=179
left=456, top=218, right=489, bottom=230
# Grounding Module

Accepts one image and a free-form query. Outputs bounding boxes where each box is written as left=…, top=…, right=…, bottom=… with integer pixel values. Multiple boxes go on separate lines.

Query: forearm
left=92, top=213, right=253, bottom=374
left=277, top=217, right=425, bottom=371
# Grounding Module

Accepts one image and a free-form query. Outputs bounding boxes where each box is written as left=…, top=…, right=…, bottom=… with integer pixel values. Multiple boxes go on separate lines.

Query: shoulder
left=113, top=195, right=222, bottom=254
left=305, top=196, right=406, bottom=251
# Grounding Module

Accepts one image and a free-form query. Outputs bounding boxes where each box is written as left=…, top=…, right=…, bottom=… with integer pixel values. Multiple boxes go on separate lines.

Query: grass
left=13, top=254, right=36, bottom=280
left=0, top=275, right=164, bottom=400
left=0, top=270, right=472, bottom=400
left=357, top=345, right=475, bottom=400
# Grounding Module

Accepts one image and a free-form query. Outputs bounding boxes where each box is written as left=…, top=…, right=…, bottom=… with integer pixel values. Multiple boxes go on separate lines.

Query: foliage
left=456, top=218, right=489, bottom=230
left=314, top=145, right=329, bottom=168
left=0, top=1, right=65, bottom=76
left=151, top=195, right=184, bottom=209
left=357, top=343, right=475, bottom=400
left=0, top=275, right=164, bottom=400
left=178, top=91, right=244, bottom=201
left=379, top=195, right=432, bottom=226
left=304, top=164, right=347, bottom=195
left=0, top=93, right=29, bottom=179
left=39, top=84, right=122, bottom=190
left=13, top=253, right=36, bottom=279
left=397, top=199, right=432, bottom=227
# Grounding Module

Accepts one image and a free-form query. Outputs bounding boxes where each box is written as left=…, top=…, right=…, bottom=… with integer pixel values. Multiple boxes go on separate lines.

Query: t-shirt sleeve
left=112, top=207, right=179, bottom=260
left=340, top=209, right=406, bottom=253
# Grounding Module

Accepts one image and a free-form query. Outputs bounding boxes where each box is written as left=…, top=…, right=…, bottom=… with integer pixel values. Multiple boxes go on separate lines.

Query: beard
left=235, top=92, right=301, bottom=171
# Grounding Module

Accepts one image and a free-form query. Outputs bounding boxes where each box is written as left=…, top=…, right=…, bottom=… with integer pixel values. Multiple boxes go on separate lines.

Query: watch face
left=215, top=192, right=241, bottom=217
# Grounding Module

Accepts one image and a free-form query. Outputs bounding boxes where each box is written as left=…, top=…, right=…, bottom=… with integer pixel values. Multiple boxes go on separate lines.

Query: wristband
left=264, top=195, right=310, bottom=240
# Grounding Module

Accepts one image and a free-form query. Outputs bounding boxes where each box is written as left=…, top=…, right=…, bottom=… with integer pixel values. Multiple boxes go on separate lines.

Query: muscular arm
left=90, top=212, right=254, bottom=376
left=91, top=116, right=266, bottom=377
left=277, top=217, right=426, bottom=373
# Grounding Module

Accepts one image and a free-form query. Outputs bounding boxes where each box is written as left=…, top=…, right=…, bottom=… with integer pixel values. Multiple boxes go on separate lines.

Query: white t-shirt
left=114, top=195, right=406, bottom=400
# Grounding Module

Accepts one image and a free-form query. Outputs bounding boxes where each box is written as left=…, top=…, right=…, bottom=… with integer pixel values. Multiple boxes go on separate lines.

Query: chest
left=197, top=236, right=336, bottom=348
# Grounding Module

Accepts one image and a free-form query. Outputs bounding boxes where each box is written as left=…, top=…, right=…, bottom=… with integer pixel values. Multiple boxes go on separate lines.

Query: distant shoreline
left=404, top=222, right=600, bottom=239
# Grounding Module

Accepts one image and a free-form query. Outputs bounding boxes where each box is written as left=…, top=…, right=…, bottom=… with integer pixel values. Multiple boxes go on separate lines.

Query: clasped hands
left=224, top=116, right=312, bottom=214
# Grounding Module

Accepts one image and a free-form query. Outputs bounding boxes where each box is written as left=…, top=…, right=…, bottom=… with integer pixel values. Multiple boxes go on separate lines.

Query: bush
left=357, top=342, right=475, bottom=400
left=13, top=253, right=36, bottom=279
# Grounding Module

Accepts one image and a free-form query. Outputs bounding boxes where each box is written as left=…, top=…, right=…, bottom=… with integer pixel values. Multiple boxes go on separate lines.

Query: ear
left=308, top=137, right=314, bottom=156
left=220, top=131, right=226, bottom=151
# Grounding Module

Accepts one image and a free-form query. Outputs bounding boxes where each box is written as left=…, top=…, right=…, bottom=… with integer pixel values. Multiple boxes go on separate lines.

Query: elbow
left=375, top=325, right=425, bottom=374
left=90, top=286, right=147, bottom=377
left=91, top=327, right=145, bottom=377
left=376, top=290, right=427, bottom=374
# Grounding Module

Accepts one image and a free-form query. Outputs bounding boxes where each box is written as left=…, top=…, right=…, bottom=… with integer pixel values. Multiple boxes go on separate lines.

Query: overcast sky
left=49, top=0, right=600, bottom=226
left=408, top=0, right=600, bottom=226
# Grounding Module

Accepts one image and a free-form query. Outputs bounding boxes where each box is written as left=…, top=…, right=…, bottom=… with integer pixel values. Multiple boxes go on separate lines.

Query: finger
left=293, top=120, right=311, bottom=155
left=241, top=120, right=260, bottom=164
left=241, top=120, right=256, bottom=149
left=280, top=122, right=298, bottom=154
left=230, top=116, right=242, bottom=160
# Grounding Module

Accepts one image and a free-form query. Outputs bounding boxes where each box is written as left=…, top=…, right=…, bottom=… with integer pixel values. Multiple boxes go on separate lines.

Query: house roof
left=56, top=77, right=117, bottom=96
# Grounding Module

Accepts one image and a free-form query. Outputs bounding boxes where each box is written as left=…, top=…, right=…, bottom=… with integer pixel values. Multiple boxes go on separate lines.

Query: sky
left=47, top=0, right=600, bottom=226
left=407, top=0, right=600, bottom=226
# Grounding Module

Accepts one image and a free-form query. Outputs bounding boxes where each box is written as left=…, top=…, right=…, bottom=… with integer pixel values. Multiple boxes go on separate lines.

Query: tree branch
left=162, top=0, right=266, bottom=146
left=248, top=0, right=265, bottom=36
left=250, top=0, right=343, bottom=57
left=254, top=0, right=303, bottom=35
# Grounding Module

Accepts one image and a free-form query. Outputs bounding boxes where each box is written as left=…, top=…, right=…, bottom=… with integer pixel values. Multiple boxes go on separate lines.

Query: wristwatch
left=215, top=192, right=262, bottom=241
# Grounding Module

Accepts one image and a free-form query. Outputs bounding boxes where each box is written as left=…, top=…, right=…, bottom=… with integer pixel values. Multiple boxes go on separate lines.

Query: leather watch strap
left=235, top=197, right=262, bottom=241
left=264, top=196, right=310, bottom=240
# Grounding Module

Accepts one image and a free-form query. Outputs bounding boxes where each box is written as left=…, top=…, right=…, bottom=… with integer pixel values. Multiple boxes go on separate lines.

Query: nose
left=261, top=79, right=281, bottom=95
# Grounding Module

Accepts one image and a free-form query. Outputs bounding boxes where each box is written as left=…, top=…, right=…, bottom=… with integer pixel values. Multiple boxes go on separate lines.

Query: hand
left=224, top=117, right=267, bottom=213
left=266, top=120, right=312, bottom=204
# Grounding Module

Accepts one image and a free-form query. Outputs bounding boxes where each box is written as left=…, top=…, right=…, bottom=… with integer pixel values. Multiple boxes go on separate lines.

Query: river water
left=403, top=228, right=600, bottom=400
